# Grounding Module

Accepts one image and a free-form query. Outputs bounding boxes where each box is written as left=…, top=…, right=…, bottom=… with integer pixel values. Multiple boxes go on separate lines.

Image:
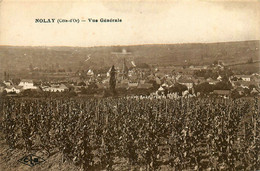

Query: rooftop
left=213, top=90, right=230, bottom=95
left=20, top=79, right=33, bottom=83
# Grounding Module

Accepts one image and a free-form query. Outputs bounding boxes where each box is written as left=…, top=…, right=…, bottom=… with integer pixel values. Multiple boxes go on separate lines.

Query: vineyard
left=1, top=97, right=259, bottom=170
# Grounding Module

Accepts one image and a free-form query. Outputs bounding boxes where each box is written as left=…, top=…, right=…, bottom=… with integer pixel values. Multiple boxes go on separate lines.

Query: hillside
left=0, top=40, right=259, bottom=75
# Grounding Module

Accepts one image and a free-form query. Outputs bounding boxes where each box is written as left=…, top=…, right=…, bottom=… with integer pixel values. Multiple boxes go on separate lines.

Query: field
left=228, top=62, right=260, bottom=74
left=0, top=96, right=259, bottom=170
left=0, top=40, right=259, bottom=79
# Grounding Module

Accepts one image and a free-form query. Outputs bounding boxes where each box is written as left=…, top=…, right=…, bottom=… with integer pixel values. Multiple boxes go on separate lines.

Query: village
left=1, top=57, right=259, bottom=98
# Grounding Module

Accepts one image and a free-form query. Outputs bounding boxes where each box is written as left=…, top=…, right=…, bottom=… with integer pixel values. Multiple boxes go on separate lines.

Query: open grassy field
left=0, top=40, right=259, bottom=77
left=228, top=62, right=260, bottom=74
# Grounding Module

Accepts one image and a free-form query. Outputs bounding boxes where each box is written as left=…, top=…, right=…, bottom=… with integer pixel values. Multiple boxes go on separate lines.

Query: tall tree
left=4, top=71, right=6, bottom=81
left=109, top=65, right=116, bottom=93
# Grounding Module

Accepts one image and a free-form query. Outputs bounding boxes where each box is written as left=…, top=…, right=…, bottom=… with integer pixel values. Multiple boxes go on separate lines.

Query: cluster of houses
left=1, top=62, right=260, bottom=97
left=230, top=74, right=260, bottom=95
left=1, top=79, right=37, bottom=94
left=0, top=79, right=69, bottom=94
left=152, top=73, right=260, bottom=96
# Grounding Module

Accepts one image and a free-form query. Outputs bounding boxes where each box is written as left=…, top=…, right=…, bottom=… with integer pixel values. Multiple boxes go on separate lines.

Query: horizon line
left=0, top=39, right=259, bottom=48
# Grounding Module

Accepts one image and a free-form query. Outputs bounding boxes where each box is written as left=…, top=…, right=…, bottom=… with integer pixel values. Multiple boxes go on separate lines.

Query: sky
left=0, top=0, right=259, bottom=47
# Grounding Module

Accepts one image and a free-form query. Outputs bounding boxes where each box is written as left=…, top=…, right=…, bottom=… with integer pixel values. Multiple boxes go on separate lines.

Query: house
left=18, top=79, right=37, bottom=90
left=178, top=78, right=193, bottom=89
left=235, top=87, right=245, bottom=95
left=235, top=75, right=251, bottom=82
left=102, top=78, right=110, bottom=84
left=87, top=69, right=94, bottom=76
left=213, top=90, right=231, bottom=96
left=116, top=83, right=128, bottom=89
left=161, top=83, right=169, bottom=88
left=191, top=65, right=208, bottom=70
left=73, top=86, right=83, bottom=93
left=128, top=82, right=138, bottom=88
left=0, top=86, right=5, bottom=93
left=139, top=80, right=145, bottom=84
left=77, top=81, right=87, bottom=87
left=217, top=75, right=222, bottom=81
left=121, top=79, right=129, bottom=84
left=175, top=75, right=182, bottom=80
left=158, top=86, right=164, bottom=91
left=42, top=84, right=68, bottom=92
left=0, top=82, right=6, bottom=92
left=147, top=74, right=155, bottom=80
left=3, top=80, right=13, bottom=86
left=236, top=80, right=258, bottom=89
left=251, top=75, right=260, bottom=87
left=230, top=80, right=239, bottom=87
left=137, top=83, right=153, bottom=89
left=106, top=68, right=111, bottom=77
left=193, top=77, right=206, bottom=85
left=96, top=83, right=106, bottom=89
left=164, top=79, right=174, bottom=86
left=207, top=78, right=218, bottom=85
left=5, top=86, right=22, bottom=94
left=129, top=75, right=138, bottom=82
left=182, top=90, right=189, bottom=96
left=251, top=88, right=260, bottom=95
left=155, top=77, right=161, bottom=85
left=189, top=65, right=194, bottom=69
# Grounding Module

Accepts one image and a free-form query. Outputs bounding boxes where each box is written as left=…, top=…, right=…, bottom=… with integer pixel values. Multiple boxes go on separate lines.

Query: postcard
left=0, top=0, right=259, bottom=170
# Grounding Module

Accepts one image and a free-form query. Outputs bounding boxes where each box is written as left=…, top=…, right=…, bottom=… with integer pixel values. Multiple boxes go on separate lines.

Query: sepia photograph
left=0, top=0, right=259, bottom=170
